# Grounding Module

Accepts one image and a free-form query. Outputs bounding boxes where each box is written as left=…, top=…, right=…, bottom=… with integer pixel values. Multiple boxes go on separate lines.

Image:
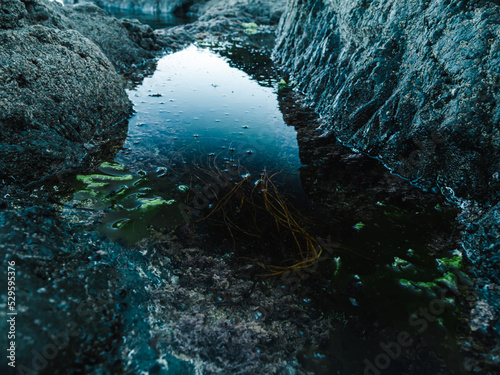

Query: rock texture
left=63, top=3, right=161, bottom=74
left=154, top=0, right=286, bottom=51
left=0, top=3, right=132, bottom=184
left=274, top=0, right=500, bottom=372
left=0, top=188, right=197, bottom=374
left=21, top=0, right=161, bottom=74
left=0, top=0, right=172, bottom=184
left=274, top=0, right=500, bottom=204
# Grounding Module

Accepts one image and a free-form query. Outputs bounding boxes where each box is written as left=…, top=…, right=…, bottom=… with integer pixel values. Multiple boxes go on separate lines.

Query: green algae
left=76, top=173, right=134, bottom=185
left=99, top=161, right=125, bottom=170
left=137, top=197, right=170, bottom=209
left=242, top=22, right=259, bottom=34
left=308, top=199, right=464, bottom=373
left=352, top=221, right=365, bottom=230
left=437, top=251, right=463, bottom=270
left=68, top=162, right=188, bottom=243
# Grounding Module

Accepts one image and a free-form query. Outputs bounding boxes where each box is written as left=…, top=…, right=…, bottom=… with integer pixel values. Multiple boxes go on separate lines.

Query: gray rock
left=20, top=0, right=161, bottom=74
left=273, top=0, right=500, bottom=204
left=22, top=0, right=68, bottom=29
left=68, top=0, right=286, bottom=25
left=0, top=199, right=196, bottom=374
left=274, top=0, right=500, bottom=371
left=195, top=0, right=286, bottom=25
left=0, top=24, right=131, bottom=183
left=0, top=0, right=171, bottom=185
left=62, top=3, right=160, bottom=74
left=153, top=0, right=286, bottom=51
left=0, top=0, right=27, bottom=28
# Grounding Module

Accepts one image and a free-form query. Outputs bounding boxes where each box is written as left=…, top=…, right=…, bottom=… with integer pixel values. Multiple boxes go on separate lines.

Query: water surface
left=67, top=45, right=306, bottom=243
left=64, top=43, right=466, bottom=375
left=119, top=45, right=303, bottom=180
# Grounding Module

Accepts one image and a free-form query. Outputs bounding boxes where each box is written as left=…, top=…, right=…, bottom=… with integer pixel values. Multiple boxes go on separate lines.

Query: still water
left=65, top=0, right=191, bottom=29
left=100, top=6, right=190, bottom=29
left=118, top=45, right=303, bottom=184
left=67, top=45, right=306, bottom=243
left=65, top=42, right=466, bottom=374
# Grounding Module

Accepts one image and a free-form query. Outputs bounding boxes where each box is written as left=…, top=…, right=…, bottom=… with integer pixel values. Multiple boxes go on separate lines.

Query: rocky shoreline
left=1, top=0, right=499, bottom=374
left=0, top=0, right=287, bottom=185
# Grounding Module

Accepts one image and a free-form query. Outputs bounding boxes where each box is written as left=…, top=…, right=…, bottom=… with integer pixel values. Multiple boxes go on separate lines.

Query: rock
left=62, top=3, right=160, bottom=74
left=458, top=202, right=500, bottom=372
left=462, top=203, right=500, bottom=279
left=154, top=26, right=195, bottom=51
left=57, top=0, right=286, bottom=55
left=274, top=0, right=500, bottom=372
left=0, top=0, right=173, bottom=185
left=194, top=0, right=286, bottom=25
left=273, top=0, right=500, bottom=205
left=0, top=0, right=27, bottom=28
left=21, top=0, right=161, bottom=74
left=154, top=0, right=286, bottom=51
left=0, top=198, right=196, bottom=374
left=22, top=0, right=68, bottom=28
left=121, top=18, right=158, bottom=51
left=0, top=23, right=131, bottom=184
left=77, top=0, right=286, bottom=25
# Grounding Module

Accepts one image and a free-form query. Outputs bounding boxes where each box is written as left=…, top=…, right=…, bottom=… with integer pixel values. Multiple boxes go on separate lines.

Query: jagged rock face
left=273, top=0, right=500, bottom=204
left=0, top=0, right=27, bottom=28
left=0, top=0, right=132, bottom=184
left=274, top=1, right=500, bottom=369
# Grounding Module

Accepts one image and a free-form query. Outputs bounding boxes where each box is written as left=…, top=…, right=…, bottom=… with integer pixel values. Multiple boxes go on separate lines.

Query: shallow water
left=67, top=45, right=306, bottom=243
left=65, top=1, right=191, bottom=29
left=119, top=45, right=303, bottom=182
left=64, top=43, right=467, bottom=374
left=101, top=6, right=190, bottom=29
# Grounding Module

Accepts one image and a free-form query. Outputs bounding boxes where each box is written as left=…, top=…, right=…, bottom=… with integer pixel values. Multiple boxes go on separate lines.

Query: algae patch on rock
left=68, top=162, right=187, bottom=243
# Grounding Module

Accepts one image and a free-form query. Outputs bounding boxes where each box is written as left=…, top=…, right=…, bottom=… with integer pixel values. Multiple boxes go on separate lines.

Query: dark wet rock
left=154, top=0, right=286, bottom=52
left=462, top=203, right=500, bottom=284
left=154, top=26, right=195, bottom=51
left=0, top=198, right=196, bottom=374
left=194, top=0, right=286, bottom=26
left=458, top=203, right=500, bottom=373
left=20, top=0, right=162, bottom=74
left=0, top=0, right=171, bottom=185
left=0, top=179, right=330, bottom=374
left=62, top=3, right=161, bottom=74
left=273, top=0, right=500, bottom=205
left=0, top=0, right=27, bottom=28
left=274, top=0, right=500, bottom=372
left=0, top=23, right=131, bottom=184
left=121, top=17, right=158, bottom=51
left=147, top=243, right=331, bottom=375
